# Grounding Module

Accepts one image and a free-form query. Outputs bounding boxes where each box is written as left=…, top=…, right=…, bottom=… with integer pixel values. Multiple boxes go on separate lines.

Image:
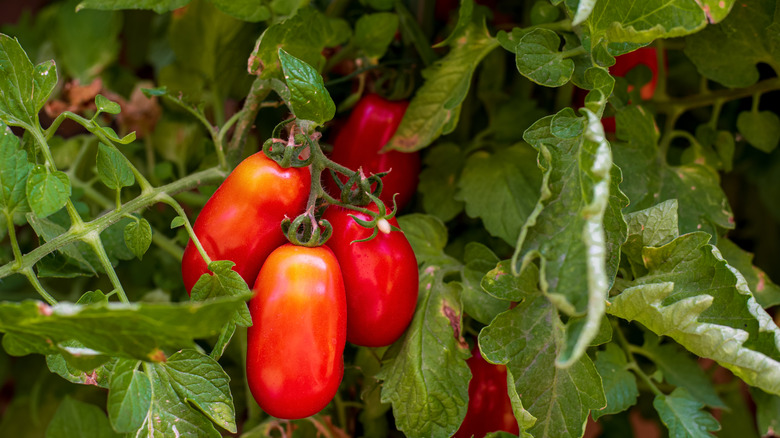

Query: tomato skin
left=454, top=346, right=519, bottom=438
left=326, top=95, right=420, bottom=209
left=322, top=205, right=418, bottom=347
left=610, top=47, right=659, bottom=101
left=181, top=152, right=310, bottom=293
left=246, top=244, right=347, bottom=419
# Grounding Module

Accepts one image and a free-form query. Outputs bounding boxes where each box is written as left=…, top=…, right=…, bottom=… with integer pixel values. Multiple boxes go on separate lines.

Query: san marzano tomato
left=181, top=152, right=309, bottom=293
left=326, top=94, right=420, bottom=209
left=246, top=244, right=347, bottom=419
left=454, top=345, right=519, bottom=438
left=322, top=205, right=418, bottom=347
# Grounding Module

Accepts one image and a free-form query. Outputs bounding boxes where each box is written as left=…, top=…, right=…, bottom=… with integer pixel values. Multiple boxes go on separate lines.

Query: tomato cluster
left=180, top=96, right=419, bottom=419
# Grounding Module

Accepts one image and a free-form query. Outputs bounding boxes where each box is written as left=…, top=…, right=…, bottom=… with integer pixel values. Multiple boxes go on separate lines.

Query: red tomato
left=610, top=47, right=659, bottom=101
left=322, top=204, right=419, bottom=347
left=246, top=244, right=347, bottom=419
left=181, top=152, right=310, bottom=293
left=454, top=346, right=519, bottom=438
left=326, top=95, right=420, bottom=210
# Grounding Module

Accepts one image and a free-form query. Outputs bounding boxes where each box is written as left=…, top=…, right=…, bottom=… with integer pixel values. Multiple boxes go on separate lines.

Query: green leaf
left=479, top=294, right=606, bottom=438
left=614, top=105, right=734, bottom=238
left=249, top=8, right=342, bottom=78
left=45, top=353, right=114, bottom=387
left=607, top=232, right=780, bottom=397
left=278, top=49, right=335, bottom=126
left=640, top=333, right=725, bottom=408
left=171, top=216, right=185, bottom=228
left=717, top=238, right=780, bottom=308
left=25, top=166, right=71, bottom=218
left=571, top=0, right=597, bottom=26
left=191, top=260, right=252, bottom=327
left=45, top=396, right=120, bottom=438
left=76, top=0, right=189, bottom=14
left=397, top=214, right=459, bottom=269
left=209, top=0, right=270, bottom=22
left=750, top=387, right=780, bottom=437
left=461, top=243, right=510, bottom=325
left=139, top=349, right=236, bottom=437
left=510, top=28, right=575, bottom=87
left=96, top=143, right=135, bottom=190
left=354, top=13, right=399, bottom=58
left=718, top=386, right=759, bottom=438
left=481, top=260, right=539, bottom=302
left=456, top=144, right=541, bottom=245
left=584, top=0, right=707, bottom=45
left=94, top=94, right=121, bottom=115
left=0, top=122, right=32, bottom=215
left=377, top=270, right=470, bottom=438
left=592, top=343, right=638, bottom=420
left=28, top=214, right=98, bottom=275
left=418, top=143, right=465, bottom=222
left=684, top=0, right=778, bottom=88
left=384, top=17, right=499, bottom=152
left=517, top=109, right=628, bottom=367
left=0, top=34, right=57, bottom=128
left=124, top=218, right=152, bottom=260
left=622, top=199, right=680, bottom=278
left=737, top=111, right=780, bottom=153
left=108, top=359, right=151, bottom=433
left=51, top=0, right=122, bottom=83
left=0, top=295, right=250, bottom=362
left=653, top=388, right=720, bottom=438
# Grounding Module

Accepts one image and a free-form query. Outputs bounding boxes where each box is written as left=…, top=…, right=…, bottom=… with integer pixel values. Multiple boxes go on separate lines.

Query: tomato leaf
left=418, top=143, right=465, bottom=222
left=592, top=343, right=638, bottom=420
left=94, top=94, right=121, bottom=115
left=750, top=387, right=780, bottom=436
left=354, top=13, right=399, bottom=58
left=0, top=34, right=57, bottom=129
left=384, top=16, right=499, bottom=152
left=614, top=105, right=734, bottom=239
left=0, top=122, right=32, bottom=216
left=479, top=294, right=606, bottom=438
left=191, top=260, right=252, bottom=328
left=507, top=28, right=575, bottom=87
left=397, top=214, right=459, bottom=269
left=139, top=350, right=236, bottom=437
left=76, top=0, right=189, bottom=14
left=108, top=359, right=151, bottom=433
left=653, top=388, right=720, bottom=438
left=124, top=218, right=152, bottom=260
left=46, top=353, right=115, bottom=388
left=717, top=238, right=780, bottom=309
left=0, top=295, right=249, bottom=362
left=737, top=110, right=780, bottom=154
left=376, top=271, right=470, bottom=438
left=456, top=144, right=541, bottom=245
left=97, top=143, right=135, bottom=190
left=461, top=242, right=510, bottom=325
left=607, top=230, right=780, bottom=397
left=278, top=49, right=335, bottom=126
left=209, top=0, right=270, bottom=22
left=639, top=333, right=725, bottom=408
left=25, top=166, right=71, bottom=219
left=684, top=0, right=778, bottom=88
left=481, top=260, right=539, bottom=302
left=517, top=109, right=628, bottom=367
left=46, top=396, right=121, bottom=438
left=622, top=200, right=680, bottom=278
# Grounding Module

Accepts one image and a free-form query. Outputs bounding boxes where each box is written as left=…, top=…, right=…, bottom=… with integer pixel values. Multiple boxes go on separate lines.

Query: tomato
left=454, top=345, right=519, bottom=438
left=326, top=94, right=420, bottom=210
left=246, top=244, right=347, bottom=419
left=610, top=47, right=659, bottom=101
left=181, top=152, right=310, bottom=293
left=322, top=204, right=418, bottom=347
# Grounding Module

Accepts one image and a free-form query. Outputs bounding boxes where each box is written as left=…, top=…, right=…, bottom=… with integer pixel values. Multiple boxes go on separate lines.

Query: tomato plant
left=454, top=345, right=519, bottom=438
left=322, top=204, right=418, bottom=347
left=181, top=152, right=310, bottom=292
left=1, top=1, right=779, bottom=437
left=246, top=244, right=347, bottom=420
left=325, top=94, right=420, bottom=209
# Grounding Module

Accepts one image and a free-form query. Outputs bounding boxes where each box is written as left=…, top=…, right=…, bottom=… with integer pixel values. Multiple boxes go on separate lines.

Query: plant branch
left=654, top=77, right=780, bottom=115
left=227, top=78, right=272, bottom=168
left=612, top=319, right=664, bottom=397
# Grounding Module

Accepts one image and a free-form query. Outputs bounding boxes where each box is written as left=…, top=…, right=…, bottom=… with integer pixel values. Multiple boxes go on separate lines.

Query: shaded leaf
left=592, top=343, right=638, bottom=420
left=124, top=218, right=152, bottom=260
left=97, top=143, right=135, bottom=190
left=108, top=359, right=151, bottom=433
left=737, top=111, right=780, bottom=154
left=653, top=388, right=720, bottom=438
left=418, top=143, right=465, bottom=222
left=45, top=396, right=120, bottom=438
left=25, top=167, right=71, bottom=218
left=76, top=0, right=189, bottom=14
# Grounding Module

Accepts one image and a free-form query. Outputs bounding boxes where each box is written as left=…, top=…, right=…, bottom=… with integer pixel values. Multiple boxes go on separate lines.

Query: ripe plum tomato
left=322, top=204, right=418, bottom=347
left=454, top=345, right=519, bottom=438
left=326, top=94, right=420, bottom=210
left=181, top=152, right=309, bottom=293
left=246, top=244, right=347, bottom=419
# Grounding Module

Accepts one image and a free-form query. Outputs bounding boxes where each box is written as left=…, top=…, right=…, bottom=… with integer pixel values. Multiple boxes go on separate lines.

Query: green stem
left=157, top=194, right=211, bottom=265
left=0, top=167, right=226, bottom=280
left=22, top=267, right=57, bottom=305
left=84, top=230, right=128, bottom=303
left=5, top=210, right=23, bottom=270
left=227, top=79, right=272, bottom=168
left=561, top=46, right=587, bottom=59
left=751, top=92, right=761, bottom=112
left=708, top=99, right=724, bottom=129
left=612, top=319, right=663, bottom=397
left=654, top=39, right=668, bottom=101
left=162, top=95, right=226, bottom=170
left=658, top=108, right=682, bottom=159
left=654, top=77, right=780, bottom=115
left=534, top=19, right=573, bottom=32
